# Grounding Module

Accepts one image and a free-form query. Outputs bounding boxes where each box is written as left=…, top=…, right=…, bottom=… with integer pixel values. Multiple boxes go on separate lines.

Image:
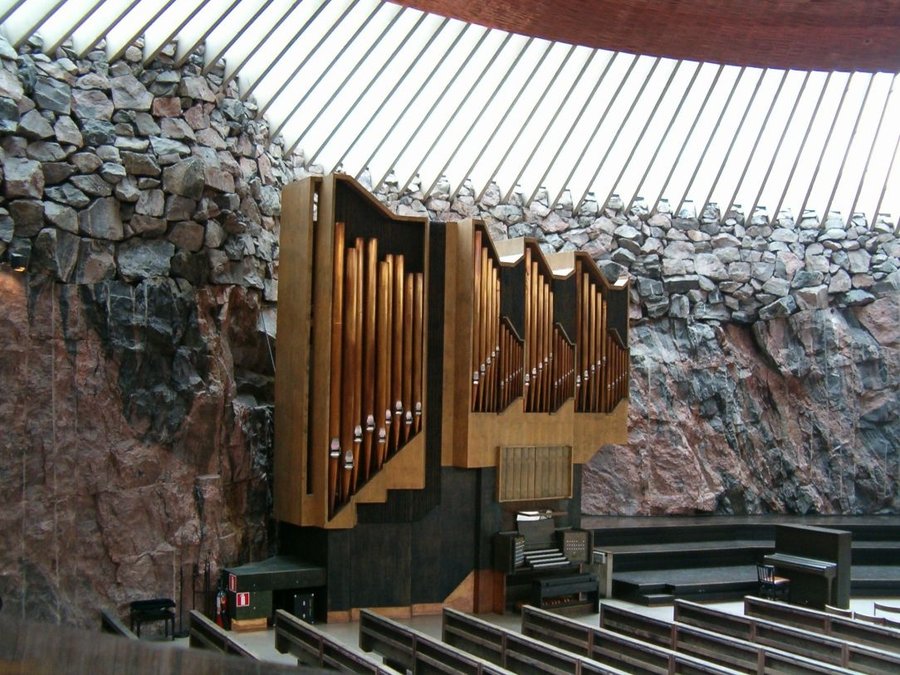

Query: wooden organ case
left=275, top=177, right=630, bottom=618
left=275, top=174, right=428, bottom=529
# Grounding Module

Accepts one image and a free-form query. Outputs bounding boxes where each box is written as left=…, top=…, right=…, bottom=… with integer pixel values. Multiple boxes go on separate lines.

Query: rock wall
left=0, top=32, right=898, bottom=629
left=0, top=37, right=306, bottom=626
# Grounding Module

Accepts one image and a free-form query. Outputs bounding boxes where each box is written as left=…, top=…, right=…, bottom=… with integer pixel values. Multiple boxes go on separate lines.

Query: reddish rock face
left=0, top=271, right=272, bottom=626
left=583, top=296, right=900, bottom=516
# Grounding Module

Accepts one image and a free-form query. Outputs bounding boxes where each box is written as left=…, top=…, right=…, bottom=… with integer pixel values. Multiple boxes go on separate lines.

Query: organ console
left=493, top=516, right=597, bottom=612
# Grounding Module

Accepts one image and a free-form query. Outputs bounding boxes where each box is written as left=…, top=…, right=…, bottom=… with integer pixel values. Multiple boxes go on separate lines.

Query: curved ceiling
left=392, top=0, right=900, bottom=73
left=1, top=0, right=898, bottom=226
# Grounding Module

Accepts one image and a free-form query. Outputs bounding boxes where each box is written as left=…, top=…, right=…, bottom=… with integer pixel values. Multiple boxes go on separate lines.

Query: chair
left=825, top=604, right=853, bottom=617
left=757, top=564, right=790, bottom=601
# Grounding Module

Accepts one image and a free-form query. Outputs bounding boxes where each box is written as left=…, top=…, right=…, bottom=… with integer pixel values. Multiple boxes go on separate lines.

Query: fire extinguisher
left=215, top=582, right=226, bottom=627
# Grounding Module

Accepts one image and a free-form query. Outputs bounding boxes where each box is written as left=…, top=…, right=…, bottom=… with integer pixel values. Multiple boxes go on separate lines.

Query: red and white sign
left=236, top=592, right=250, bottom=608
left=228, top=574, right=237, bottom=593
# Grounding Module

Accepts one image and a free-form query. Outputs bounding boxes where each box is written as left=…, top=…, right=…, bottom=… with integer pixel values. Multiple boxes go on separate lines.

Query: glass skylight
left=1, top=0, right=897, bottom=226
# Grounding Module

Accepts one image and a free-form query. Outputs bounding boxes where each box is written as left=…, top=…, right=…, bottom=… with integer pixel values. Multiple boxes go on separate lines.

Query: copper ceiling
left=391, top=1, right=900, bottom=73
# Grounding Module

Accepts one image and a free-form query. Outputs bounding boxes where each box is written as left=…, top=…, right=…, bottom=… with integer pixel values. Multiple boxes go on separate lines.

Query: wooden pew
left=188, top=610, right=260, bottom=659
left=359, top=608, right=514, bottom=674
left=274, top=609, right=390, bottom=673
left=676, top=600, right=900, bottom=673
left=745, top=596, right=900, bottom=654
left=100, top=608, right=139, bottom=639
left=521, top=605, right=742, bottom=674
left=443, top=607, right=626, bottom=674
left=600, top=603, right=854, bottom=674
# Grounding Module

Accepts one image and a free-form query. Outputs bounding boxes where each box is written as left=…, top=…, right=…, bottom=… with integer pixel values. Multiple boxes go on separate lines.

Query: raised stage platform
left=582, top=515, right=900, bottom=605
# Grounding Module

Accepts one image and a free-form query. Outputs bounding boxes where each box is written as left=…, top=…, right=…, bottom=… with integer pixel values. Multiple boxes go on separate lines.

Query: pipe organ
left=326, top=224, right=425, bottom=516
left=276, top=173, right=629, bottom=561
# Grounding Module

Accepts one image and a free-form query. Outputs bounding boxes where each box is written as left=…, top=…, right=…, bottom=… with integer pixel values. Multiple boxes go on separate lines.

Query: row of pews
left=100, top=597, right=899, bottom=672
left=271, top=596, right=899, bottom=675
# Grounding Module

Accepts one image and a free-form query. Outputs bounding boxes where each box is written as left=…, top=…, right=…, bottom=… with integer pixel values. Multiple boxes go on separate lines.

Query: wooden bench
left=188, top=610, right=260, bottom=659
left=443, top=607, right=626, bottom=674
left=676, top=600, right=900, bottom=673
left=99, top=608, right=139, bottom=639
left=274, top=609, right=389, bottom=673
left=600, top=603, right=853, bottom=674
left=521, top=604, right=741, bottom=675
left=745, top=595, right=900, bottom=654
left=359, top=608, right=514, bottom=674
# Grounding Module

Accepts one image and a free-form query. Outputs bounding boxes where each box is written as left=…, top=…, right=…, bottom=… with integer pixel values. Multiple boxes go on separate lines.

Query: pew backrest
left=522, top=604, right=741, bottom=675
left=744, top=596, right=900, bottom=654
left=274, top=609, right=389, bottom=673
left=443, top=607, right=627, bottom=675
left=601, top=602, right=854, bottom=674
left=678, top=600, right=900, bottom=673
left=360, top=608, right=513, bottom=674
left=99, top=608, right=139, bottom=639
left=188, top=610, right=260, bottom=659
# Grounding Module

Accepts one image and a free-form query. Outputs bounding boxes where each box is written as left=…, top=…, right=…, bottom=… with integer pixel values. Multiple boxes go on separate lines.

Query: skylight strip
left=797, top=75, right=853, bottom=221
left=308, top=11, right=429, bottom=167
left=221, top=0, right=300, bottom=87
left=520, top=49, right=599, bottom=205
left=41, top=0, right=105, bottom=55
left=541, top=52, right=616, bottom=209
left=627, top=61, right=702, bottom=213
left=464, top=42, right=559, bottom=201
left=357, top=22, right=470, bottom=183
left=257, top=0, right=363, bottom=118
left=578, top=58, right=661, bottom=211
left=848, top=74, right=897, bottom=221
left=173, top=0, right=242, bottom=67
left=600, top=60, right=682, bottom=214
left=8, top=0, right=65, bottom=48
left=240, top=0, right=331, bottom=103
left=424, top=36, right=533, bottom=196
left=821, top=74, right=876, bottom=222
left=372, top=26, right=490, bottom=191
left=747, top=71, right=812, bottom=221
left=871, top=120, right=900, bottom=229
left=334, top=16, right=450, bottom=175
left=695, top=68, right=766, bottom=217
left=106, top=0, right=178, bottom=63
left=71, top=0, right=142, bottom=58
left=723, top=70, right=788, bottom=217
left=489, top=44, right=576, bottom=202
left=0, top=1, right=28, bottom=28
left=398, top=31, right=514, bottom=193
left=142, top=0, right=209, bottom=64
left=772, top=73, right=832, bottom=220
left=492, top=48, right=591, bottom=203
left=202, top=0, right=274, bottom=75
left=650, top=65, right=723, bottom=215
left=283, top=3, right=406, bottom=153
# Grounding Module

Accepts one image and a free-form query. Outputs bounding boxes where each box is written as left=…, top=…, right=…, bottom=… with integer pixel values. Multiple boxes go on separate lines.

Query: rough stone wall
left=373, top=181, right=899, bottom=515
left=1, top=32, right=897, bottom=629
left=0, top=36, right=307, bottom=626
